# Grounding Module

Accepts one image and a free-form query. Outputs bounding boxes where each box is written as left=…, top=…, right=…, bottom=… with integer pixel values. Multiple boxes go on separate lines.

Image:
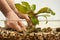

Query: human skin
left=0, top=0, right=26, bottom=31
left=6, top=0, right=33, bottom=27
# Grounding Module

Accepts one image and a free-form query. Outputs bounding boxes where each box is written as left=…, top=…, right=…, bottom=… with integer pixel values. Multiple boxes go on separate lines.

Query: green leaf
left=43, top=16, right=48, bottom=24
left=37, top=7, right=50, bottom=14
left=29, top=13, right=39, bottom=25
left=48, top=8, right=55, bottom=15
left=31, top=17, right=39, bottom=25
left=31, top=4, right=36, bottom=11
left=15, top=3, right=28, bottom=14
left=36, top=7, right=55, bottom=15
left=21, top=1, right=31, bottom=11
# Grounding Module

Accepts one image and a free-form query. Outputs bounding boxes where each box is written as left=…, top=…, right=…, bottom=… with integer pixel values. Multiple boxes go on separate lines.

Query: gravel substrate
left=0, top=27, right=60, bottom=40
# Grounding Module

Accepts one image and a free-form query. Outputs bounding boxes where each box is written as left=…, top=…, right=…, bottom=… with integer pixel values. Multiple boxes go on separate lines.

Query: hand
left=5, top=11, right=26, bottom=32
left=16, top=12, right=34, bottom=27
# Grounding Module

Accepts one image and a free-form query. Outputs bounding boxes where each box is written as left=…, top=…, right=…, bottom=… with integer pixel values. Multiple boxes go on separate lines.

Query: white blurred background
left=0, top=0, right=60, bottom=28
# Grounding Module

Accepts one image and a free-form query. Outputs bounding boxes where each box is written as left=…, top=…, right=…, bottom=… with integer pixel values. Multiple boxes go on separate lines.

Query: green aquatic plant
left=15, top=1, right=55, bottom=26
